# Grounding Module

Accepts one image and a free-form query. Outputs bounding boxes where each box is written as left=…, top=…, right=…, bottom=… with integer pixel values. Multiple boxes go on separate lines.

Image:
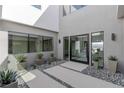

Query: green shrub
left=16, top=55, right=26, bottom=63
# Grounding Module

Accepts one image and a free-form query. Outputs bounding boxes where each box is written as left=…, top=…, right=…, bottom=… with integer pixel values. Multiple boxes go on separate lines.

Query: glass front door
left=91, top=31, right=104, bottom=68
left=70, top=34, right=89, bottom=64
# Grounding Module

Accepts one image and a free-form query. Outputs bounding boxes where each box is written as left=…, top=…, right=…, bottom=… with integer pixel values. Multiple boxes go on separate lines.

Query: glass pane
left=42, top=36, right=53, bottom=51
left=8, top=35, right=13, bottom=54
left=29, top=35, right=42, bottom=52
left=63, top=5, right=70, bottom=16
left=9, top=34, right=28, bottom=54
left=63, top=6, right=67, bottom=16
left=91, top=31, right=104, bottom=68
left=70, top=5, right=86, bottom=12
left=63, top=37, right=69, bottom=60
left=32, top=5, right=41, bottom=10
left=70, top=35, right=89, bottom=63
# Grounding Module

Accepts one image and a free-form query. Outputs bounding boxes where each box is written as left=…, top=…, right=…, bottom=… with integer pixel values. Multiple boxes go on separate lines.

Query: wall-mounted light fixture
left=111, top=33, right=116, bottom=41
left=59, top=39, right=61, bottom=44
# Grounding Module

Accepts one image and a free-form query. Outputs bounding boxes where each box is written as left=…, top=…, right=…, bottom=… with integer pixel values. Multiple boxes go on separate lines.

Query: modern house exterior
left=0, top=5, right=124, bottom=75
left=58, top=5, right=124, bottom=74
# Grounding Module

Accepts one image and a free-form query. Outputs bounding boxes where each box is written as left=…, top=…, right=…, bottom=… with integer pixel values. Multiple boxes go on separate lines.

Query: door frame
left=63, top=36, right=70, bottom=60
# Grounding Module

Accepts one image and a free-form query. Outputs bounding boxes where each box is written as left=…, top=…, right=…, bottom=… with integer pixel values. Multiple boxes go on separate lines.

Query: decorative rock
left=82, top=66, right=124, bottom=86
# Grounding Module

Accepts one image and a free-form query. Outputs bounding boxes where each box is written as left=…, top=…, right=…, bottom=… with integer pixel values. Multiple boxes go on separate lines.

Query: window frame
left=42, top=36, right=54, bottom=52
left=8, top=31, right=54, bottom=54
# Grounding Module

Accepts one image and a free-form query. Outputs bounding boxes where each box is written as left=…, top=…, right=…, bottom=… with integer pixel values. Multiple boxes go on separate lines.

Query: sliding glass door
left=70, top=34, right=89, bottom=64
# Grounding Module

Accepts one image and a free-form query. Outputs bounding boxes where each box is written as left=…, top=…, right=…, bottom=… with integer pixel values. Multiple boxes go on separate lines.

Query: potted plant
left=51, top=53, right=54, bottom=58
left=93, top=56, right=101, bottom=69
left=108, top=56, right=118, bottom=73
left=48, top=53, right=56, bottom=65
left=37, top=53, right=43, bottom=59
left=36, top=53, right=43, bottom=65
left=0, top=70, right=18, bottom=88
left=92, top=49, right=102, bottom=69
left=16, top=55, right=27, bottom=69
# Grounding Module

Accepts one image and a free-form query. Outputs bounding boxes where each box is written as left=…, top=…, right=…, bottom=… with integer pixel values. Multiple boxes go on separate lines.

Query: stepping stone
left=60, top=61, right=88, bottom=72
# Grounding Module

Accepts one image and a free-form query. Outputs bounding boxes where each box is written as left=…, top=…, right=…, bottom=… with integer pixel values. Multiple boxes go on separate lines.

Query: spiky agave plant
left=0, top=70, right=17, bottom=85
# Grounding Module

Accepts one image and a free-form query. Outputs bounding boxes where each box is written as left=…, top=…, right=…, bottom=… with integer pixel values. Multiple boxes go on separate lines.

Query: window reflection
left=91, top=31, right=104, bottom=68
left=9, top=32, right=28, bottom=54
left=29, top=35, right=42, bottom=52
left=42, top=36, right=53, bottom=51
left=70, top=5, right=86, bottom=12
left=8, top=32, right=53, bottom=54
left=63, top=5, right=86, bottom=16
left=70, top=35, right=89, bottom=63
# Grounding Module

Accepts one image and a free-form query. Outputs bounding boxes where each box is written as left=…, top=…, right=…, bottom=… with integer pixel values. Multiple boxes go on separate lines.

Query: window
left=63, top=6, right=70, bottom=16
left=9, top=32, right=54, bottom=54
left=42, top=36, right=53, bottom=51
left=70, top=5, right=86, bottom=13
left=32, top=5, right=41, bottom=10
left=63, top=5, right=86, bottom=17
left=9, top=33, right=28, bottom=54
left=91, top=31, right=104, bottom=68
left=29, top=35, right=42, bottom=52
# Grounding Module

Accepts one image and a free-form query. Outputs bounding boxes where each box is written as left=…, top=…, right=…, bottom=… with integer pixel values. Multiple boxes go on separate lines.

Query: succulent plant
left=108, top=56, right=118, bottom=61
left=0, top=70, right=18, bottom=85
left=16, top=55, right=27, bottom=63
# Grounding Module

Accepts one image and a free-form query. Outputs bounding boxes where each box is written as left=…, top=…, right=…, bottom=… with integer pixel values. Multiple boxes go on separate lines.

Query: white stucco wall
left=58, top=5, right=124, bottom=73
left=34, top=5, right=59, bottom=32
left=0, top=31, right=8, bottom=65
left=0, top=5, right=2, bottom=18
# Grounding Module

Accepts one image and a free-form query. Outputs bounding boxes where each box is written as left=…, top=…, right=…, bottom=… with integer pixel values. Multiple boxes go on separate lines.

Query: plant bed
left=2, top=81, right=18, bottom=88
left=82, top=66, right=124, bottom=87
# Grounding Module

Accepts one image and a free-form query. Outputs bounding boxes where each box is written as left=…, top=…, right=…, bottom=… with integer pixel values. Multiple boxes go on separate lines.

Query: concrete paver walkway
left=44, top=66, right=122, bottom=88
left=21, top=69, right=66, bottom=88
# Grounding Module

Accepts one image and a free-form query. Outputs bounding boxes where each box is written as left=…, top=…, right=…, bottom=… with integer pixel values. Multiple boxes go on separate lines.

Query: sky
left=0, top=0, right=123, bottom=5
left=2, top=5, right=48, bottom=25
